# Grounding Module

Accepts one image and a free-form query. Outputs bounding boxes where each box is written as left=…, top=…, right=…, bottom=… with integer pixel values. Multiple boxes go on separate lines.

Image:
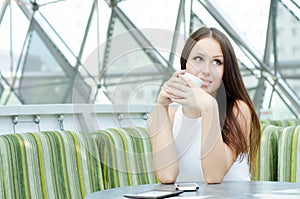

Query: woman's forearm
left=200, top=100, right=231, bottom=184
left=148, top=104, right=179, bottom=183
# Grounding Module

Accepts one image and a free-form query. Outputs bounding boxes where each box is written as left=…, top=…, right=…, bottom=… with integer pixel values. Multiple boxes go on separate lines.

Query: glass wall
left=0, top=0, right=299, bottom=119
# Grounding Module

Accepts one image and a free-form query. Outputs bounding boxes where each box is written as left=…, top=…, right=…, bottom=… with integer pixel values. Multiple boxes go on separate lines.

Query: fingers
left=165, top=74, right=189, bottom=92
left=161, top=84, right=173, bottom=97
left=157, top=83, right=181, bottom=106
left=168, top=71, right=185, bottom=84
left=172, top=70, right=185, bottom=78
left=179, top=74, right=197, bottom=88
left=159, top=70, right=199, bottom=105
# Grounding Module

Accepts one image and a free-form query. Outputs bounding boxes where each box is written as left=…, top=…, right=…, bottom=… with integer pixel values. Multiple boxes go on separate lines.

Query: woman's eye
left=212, top=60, right=222, bottom=65
left=193, top=56, right=203, bottom=62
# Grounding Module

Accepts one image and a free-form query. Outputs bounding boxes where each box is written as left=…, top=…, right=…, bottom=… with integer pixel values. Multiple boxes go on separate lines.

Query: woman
left=148, top=27, right=261, bottom=184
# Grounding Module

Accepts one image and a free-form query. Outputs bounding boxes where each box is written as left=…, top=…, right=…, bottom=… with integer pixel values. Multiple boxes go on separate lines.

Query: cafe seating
left=278, top=125, right=300, bottom=182
left=255, top=122, right=300, bottom=182
left=0, top=127, right=157, bottom=199
left=255, top=124, right=280, bottom=181
left=260, top=118, right=300, bottom=127
left=91, top=127, right=158, bottom=189
left=0, top=130, right=104, bottom=199
left=1, top=118, right=300, bottom=198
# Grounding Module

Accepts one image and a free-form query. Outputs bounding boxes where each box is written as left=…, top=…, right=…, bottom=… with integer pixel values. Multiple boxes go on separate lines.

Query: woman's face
left=186, top=37, right=224, bottom=96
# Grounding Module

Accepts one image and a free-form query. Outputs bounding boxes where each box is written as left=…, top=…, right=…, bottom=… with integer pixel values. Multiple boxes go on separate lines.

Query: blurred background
left=0, top=0, right=299, bottom=120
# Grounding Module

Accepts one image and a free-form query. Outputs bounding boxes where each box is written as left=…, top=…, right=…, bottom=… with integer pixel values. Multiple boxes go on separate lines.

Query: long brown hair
left=180, top=27, right=261, bottom=179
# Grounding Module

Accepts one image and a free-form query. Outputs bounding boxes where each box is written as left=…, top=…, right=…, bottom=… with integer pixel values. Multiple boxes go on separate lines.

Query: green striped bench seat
left=255, top=124, right=300, bottom=182
left=91, top=127, right=158, bottom=189
left=278, top=125, right=300, bottom=182
left=260, top=119, right=300, bottom=127
left=0, top=130, right=104, bottom=199
left=3, top=123, right=300, bottom=198
left=255, top=124, right=281, bottom=181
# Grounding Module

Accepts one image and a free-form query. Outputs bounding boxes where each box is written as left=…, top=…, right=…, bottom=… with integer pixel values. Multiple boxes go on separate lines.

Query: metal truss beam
left=15, top=1, right=91, bottom=103
left=114, top=6, right=174, bottom=76
left=198, top=0, right=300, bottom=116
left=0, top=0, right=9, bottom=24
left=169, top=0, right=186, bottom=66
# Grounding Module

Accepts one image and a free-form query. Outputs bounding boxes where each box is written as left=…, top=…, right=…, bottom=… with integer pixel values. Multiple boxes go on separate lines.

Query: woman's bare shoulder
left=235, top=100, right=252, bottom=139
left=235, top=100, right=251, bottom=117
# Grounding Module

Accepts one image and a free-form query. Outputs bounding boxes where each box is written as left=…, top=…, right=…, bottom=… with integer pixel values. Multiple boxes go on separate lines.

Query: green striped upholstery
left=278, top=126, right=294, bottom=182
left=278, top=125, right=300, bottom=182
left=0, top=150, right=4, bottom=199
left=255, top=124, right=300, bottom=182
left=292, top=126, right=300, bottom=182
left=255, top=124, right=281, bottom=181
left=260, top=119, right=300, bottom=127
left=91, top=127, right=158, bottom=189
left=0, top=131, right=104, bottom=199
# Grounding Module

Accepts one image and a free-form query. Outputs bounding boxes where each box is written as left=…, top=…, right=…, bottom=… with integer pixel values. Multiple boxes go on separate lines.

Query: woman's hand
left=156, top=70, right=185, bottom=107
left=165, top=71, right=214, bottom=112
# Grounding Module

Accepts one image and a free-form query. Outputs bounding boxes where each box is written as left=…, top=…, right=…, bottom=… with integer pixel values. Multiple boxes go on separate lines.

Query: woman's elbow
left=157, top=175, right=177, bottom=184
left=155, top=170, right=178, bottom=184
left=154, top=163, right=179, bottom=184
left=204, top=174, right=224, bottom=184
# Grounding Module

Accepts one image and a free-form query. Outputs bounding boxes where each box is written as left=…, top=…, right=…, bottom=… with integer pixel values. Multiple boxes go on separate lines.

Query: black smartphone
left=123, top=189, right=183, bottom=199
left=174, top=182, right=199, bottom=191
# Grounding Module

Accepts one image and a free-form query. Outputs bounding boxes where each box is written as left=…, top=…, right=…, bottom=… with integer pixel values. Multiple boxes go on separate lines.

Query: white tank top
left=172, top=105, right=250, bottom=182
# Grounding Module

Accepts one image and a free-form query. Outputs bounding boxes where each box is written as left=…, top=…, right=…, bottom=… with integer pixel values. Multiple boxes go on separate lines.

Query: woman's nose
left=200, top=61, right=211, bottom=75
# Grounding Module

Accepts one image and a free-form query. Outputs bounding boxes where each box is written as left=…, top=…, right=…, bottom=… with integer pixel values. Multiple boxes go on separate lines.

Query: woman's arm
left=148, top=71, right=185, bottom=184
left=148, top=105, right=178, bottom=184
left=171, top=74, right=251, bottom=183
left=200, top=99, right=251, bottom=183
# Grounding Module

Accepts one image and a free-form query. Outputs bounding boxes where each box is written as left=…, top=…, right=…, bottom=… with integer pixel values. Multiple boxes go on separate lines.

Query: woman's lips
left=201, top=79, right=211, bottom=87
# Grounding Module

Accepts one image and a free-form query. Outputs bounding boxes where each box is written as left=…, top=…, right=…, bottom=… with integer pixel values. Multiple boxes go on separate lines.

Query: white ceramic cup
left=181, top=72, right=203, bottom=87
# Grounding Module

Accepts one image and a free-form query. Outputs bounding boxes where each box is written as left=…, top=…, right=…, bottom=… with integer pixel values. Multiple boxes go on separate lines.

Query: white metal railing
left=0, top=104, right=153, bottom=135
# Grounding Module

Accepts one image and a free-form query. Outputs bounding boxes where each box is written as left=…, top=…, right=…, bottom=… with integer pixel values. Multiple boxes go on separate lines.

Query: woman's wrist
left=156, top=98, right=170, bottom=108
left=182, top=106, right=201, bottom=119
left=152, top=102, right=169, bottom=114
left=199, top=98, right=218, bottom=115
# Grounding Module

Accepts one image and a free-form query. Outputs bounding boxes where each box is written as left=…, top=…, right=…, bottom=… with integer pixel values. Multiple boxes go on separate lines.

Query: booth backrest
left=260, top=119, right=300, bottom=127
left=2, top=123, right=300, bottom=198
left=278, top=125, right=300, bottom=182
left=0, top=131, right=104, bottom=199
left=255, top=124, right=281, bottom=181
left=91, top=127, right=158, bottom=189
left=255, top=124, right=300, bottom=182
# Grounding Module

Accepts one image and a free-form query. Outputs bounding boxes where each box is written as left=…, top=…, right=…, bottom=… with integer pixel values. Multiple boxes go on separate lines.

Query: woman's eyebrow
left=193, top=52, right=223, bottom=59
left=193, top=51, right=206, bottom=56
left=213, top=54, right=223, bottom=58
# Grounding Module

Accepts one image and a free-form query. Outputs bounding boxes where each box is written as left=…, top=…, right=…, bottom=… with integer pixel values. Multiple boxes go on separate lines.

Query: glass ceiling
left=0, top=0, right=299, bottom=119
